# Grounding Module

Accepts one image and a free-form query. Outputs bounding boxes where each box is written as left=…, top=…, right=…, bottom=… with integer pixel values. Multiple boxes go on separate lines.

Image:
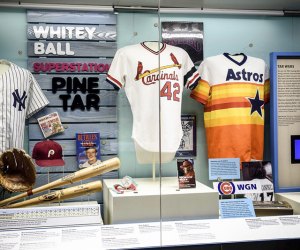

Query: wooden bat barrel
left=5, top=181, right=102, bottom=208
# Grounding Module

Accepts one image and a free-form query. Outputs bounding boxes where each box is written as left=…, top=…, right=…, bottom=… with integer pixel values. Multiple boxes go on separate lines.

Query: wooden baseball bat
left=4, top=181, right=102, bottom=208
left=0, top=157, right=120, bottom=206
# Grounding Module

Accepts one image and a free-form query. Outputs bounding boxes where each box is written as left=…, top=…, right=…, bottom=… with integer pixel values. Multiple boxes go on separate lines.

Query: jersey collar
left=223, top=53, right=247, bottom=66
left=141, top=42, right=166, bottom=55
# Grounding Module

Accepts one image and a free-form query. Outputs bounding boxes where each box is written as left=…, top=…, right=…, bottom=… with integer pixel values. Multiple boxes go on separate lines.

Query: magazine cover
left=176, top=115, right=196, bottom=157
left=242, top=161, right=274, bottom=201
left=162, top=22, right=204, bottom=66
left=177, top=159, right=196, bottom=189
left=76, top=132, right=101, bottom=169
left=37, top=112, right=64, bottom=138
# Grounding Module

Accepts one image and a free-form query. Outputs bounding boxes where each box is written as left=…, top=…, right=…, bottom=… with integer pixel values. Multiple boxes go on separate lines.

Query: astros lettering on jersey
left=106, top=42, right=200, bottom=155
left=190, top=53, right=270, bottom=163
left=0, top=60, right=49, bottom=152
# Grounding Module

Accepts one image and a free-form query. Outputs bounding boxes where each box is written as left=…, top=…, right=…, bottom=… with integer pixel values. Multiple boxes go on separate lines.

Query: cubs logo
left=218, top=181, right=235, bottom=195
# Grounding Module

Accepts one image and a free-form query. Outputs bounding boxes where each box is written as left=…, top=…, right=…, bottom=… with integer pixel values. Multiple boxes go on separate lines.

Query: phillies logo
left=218, top=182, right=235, bottom=195
left=48, top=149, right=55, bottom=158
left=12, top=89, right=27, bottom=111
left=135, top=53, right=181, bottom=85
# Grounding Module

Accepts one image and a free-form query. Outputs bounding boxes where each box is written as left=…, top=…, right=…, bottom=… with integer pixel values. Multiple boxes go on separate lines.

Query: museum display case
left=1, top=0, right=300, bottom=249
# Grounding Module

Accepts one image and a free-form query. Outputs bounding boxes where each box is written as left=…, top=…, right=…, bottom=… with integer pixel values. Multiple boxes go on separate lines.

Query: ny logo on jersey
left=12, top=89, right=27, bottom=111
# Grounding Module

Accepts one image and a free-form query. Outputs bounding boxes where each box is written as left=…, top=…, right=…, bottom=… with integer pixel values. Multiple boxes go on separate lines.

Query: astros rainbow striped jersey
left=190, top=53, right=270, bottom=163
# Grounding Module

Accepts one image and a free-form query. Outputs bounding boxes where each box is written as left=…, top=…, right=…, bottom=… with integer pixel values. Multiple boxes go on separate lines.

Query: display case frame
left=270, top=52, right=300, bottom=193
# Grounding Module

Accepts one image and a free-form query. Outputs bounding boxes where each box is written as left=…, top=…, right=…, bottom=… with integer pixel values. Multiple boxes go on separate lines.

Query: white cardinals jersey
left=0, top=60, right=49, bottom=152
left=107, top=42, right=200, bottom=155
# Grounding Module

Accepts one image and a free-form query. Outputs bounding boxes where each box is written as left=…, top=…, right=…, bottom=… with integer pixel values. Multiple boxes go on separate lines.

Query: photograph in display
left=176, top=115, right=197, bottom=157
left=242, top=161, right=274, bottom=202
left=37, top=112, right=64, bottom=138
left=161, top=21, right=203, bottom=66
left=76, top=132, right=101, bottom=169
left=177, top=159, right=196, bottom=189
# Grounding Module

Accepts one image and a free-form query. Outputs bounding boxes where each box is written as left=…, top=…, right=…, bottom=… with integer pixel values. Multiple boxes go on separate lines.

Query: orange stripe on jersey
left=204, top=101, right=251, bottom=112
left=207, top=97, right=251, bottom=106
left=211, top=84, right=264, bottom=99
left=211, top=81, right=264, bottom=89
left=205, top=106, right=264, bottom=118
left=190, top=92, right=207, bottom=104
left=204, top=115, right=265, bottom=127
left=205, top=124, right=264, bottom=162
left=190, top=79, right=210, bottom=104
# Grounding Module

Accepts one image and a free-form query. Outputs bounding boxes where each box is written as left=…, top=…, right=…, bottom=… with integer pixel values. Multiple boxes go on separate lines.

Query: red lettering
left=33, top=63, right=40, bottom=72
left=62, top=63, right=69, bottom=72
left=82, top=63, right=89, bottom=72
left=31, top=62, right=109, bottom=73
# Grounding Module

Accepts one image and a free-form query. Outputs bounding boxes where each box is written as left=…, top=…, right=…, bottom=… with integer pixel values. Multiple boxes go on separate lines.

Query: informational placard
left=270, top=52, right=300, bottom=192
left=209, top=158, right=240, bottom=180
left=219, top=198, right=256, bottom=219
left=2, top=215, right=300, bottom=249
left=0, top=204, right=102, bottom=231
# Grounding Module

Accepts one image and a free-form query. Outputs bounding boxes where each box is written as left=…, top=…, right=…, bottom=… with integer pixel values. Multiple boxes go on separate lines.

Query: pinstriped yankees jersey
left=0, top=60, right=49, bottom=152
left=190, top=53, right=270, bottom=163
left=106, top=42, right=200, bottom=154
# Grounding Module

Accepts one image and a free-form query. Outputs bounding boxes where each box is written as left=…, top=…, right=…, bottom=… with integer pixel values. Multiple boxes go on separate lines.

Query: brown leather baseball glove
left=0, top=148, right=36, bottom=192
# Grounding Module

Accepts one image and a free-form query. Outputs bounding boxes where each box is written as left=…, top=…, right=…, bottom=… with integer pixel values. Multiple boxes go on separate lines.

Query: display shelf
left=103, top=177, right=219, bottom=224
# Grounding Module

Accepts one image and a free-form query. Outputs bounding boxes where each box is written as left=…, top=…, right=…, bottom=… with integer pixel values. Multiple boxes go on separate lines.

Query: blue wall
left=1, top=9, right=300, bottom=186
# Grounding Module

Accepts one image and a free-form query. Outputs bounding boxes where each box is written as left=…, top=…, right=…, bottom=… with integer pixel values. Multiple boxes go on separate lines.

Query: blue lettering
left=226, top=69, right=264, bottom=83
left=253, top=73, right=259, bottom=81
left=237, top=183, right=257, bottom=190
left=242, top=69, right=247, bottom=81
left=226, top=69, right=237, bottom=81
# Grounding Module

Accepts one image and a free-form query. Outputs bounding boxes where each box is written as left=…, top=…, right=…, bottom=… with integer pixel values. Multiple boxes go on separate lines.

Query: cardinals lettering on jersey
left=190, top=53, right=270, bottom=163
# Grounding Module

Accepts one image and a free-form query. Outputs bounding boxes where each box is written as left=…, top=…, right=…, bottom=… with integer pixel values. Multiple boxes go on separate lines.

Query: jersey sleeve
left=26, top=73, right=49, bottom=119
left=182, top=51, right=200, bottom=90
left=190, top=61, right=211, bottom=105
left=264, top=63, right=270, bottom=103
left=106, top=48, right=127, bottom=90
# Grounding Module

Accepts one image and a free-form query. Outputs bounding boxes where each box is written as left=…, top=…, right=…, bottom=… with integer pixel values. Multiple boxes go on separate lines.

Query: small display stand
left=103, top=177, right=219, bottom=224
left=276, top=192, right=300, bottom=214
